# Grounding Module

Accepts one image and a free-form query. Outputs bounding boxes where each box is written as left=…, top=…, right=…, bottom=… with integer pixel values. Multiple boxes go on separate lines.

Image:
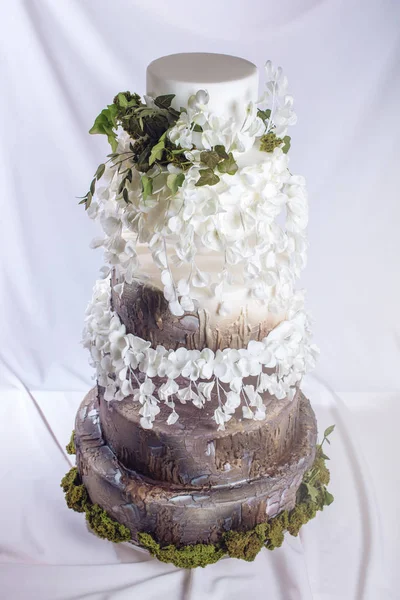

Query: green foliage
left=224, top=523, right=267, bottom=561
left=217, top=152, right=238, bottom=175
left=149, top=133, right=166, bottom=166
left=86, top=504, right=131, bottom=543
left=257, top=108, right=271, bottom=123
left=264, top=510, right=288, bottom=550
left=195, top=168, right=220, bottom=187
left=260, top=132, right=284, bottom=153
left=167, top=172, right=185, bottom=194
left=60, top=466, right=130, bottom=542
left=153, top=94, right=176, bottom=110
left=200, top=150, right=221, bottom=169
left=138, top=533, right=225, bottom=568
left=89, top=104, right=119, bottom=152
left=199, top=147, right=238, bottom=178
left=81, top=89, right=245, bottom=208
left=61, top=467, right=88, bottom=513
left=66, top=430, right=76, bottom=455
left=141, top=175, right=153, bottom=200
left=282, top=135, right=291, bottom=154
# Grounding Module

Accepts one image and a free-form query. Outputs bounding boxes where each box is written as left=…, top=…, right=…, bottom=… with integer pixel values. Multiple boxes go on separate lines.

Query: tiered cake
left=62, top=53, right=333, bottom=567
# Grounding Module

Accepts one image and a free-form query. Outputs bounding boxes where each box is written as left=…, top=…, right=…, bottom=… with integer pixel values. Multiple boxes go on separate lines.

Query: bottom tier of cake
left=63, top=388, right=330, bottom=566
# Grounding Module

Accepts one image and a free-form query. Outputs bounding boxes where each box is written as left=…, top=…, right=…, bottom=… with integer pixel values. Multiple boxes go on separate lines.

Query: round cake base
left=74, top=387, right=317, bottom=548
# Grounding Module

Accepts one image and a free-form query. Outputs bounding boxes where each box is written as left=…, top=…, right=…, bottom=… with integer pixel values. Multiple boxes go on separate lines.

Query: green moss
left=62, top=436, right=334, bottom=567
left=61, top=467, right=88, bottom=512
left=260, top=132, right=284, bottom=153
left=60, top=467, right=129, bottom=542
left=224, top=523, right=267, bottom=561
left=265, top=510, right=288, bottom=550
left=138, top=532, right=225, bottom=568
left=86, top=504, right=131, bottom=543
left=66, top=430, right=76, bottom=455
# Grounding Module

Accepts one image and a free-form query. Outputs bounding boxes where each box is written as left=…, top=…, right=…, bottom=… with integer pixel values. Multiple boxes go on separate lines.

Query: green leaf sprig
left=195, top=146, right=238, bottom=187
left=80, top=91, right=244, bottom=208
left=257, top=108, right=291, bottom=155
left=299, top=424, right=335, bottom=507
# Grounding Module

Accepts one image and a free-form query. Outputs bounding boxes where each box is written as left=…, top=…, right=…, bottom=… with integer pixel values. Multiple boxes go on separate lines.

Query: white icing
left=131, top=245, right=286, bottom=330
left=146, top=53, right=259, bottom=125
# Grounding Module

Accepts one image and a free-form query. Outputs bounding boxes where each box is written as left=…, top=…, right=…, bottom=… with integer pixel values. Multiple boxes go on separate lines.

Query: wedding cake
left=62, top=53, right=334, bottom=568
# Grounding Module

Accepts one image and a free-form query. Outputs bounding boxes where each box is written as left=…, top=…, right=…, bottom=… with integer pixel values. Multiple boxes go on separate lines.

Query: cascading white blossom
left=85, top=62, right=306, bottom=319
left=82, top=277, right=319, bottom=430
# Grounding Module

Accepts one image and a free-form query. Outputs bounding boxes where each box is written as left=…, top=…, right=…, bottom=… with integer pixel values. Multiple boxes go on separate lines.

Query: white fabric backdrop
left=1, top=1, right=399, bottom=598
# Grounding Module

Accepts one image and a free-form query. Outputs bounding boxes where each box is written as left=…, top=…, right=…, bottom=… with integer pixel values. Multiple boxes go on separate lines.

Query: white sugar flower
left=159, top=378, right=179, bottom=400
left=213, top=349, right=241, bottom=383
left=224, top=391, right=241, bottom=415
left=242, top=405, right=254, bottom=420
left=213, top=406, right=232, bottom=431
left=243, top=384, right=263, bottom=410
left=165, top=347, right=191, bottom=379
left=167, top=410, right=179, bottom=425
left=197, top=381, right=215, bottom=400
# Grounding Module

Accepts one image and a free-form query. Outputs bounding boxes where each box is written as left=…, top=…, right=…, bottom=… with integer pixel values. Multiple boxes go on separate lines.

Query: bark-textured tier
left=99, top=385, right=301, bottom=486
left=111, top=274, right=274, bottom=352
left=75, top=387, right=317, bottom=547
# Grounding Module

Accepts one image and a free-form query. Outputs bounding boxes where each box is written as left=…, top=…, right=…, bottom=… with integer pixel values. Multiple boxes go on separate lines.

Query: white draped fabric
left=0, top=1, right=399, bottom=598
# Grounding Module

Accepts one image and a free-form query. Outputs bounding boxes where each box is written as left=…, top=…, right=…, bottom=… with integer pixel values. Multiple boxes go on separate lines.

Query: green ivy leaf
left=195, top=168, right=220, bottom=187
left=217, top=152, right=238, bottom=175
left=141, top=174, right=153, bottom=200
left=154, top=94, right=175, bottom=109
left=118, top=177, right=126, bottom=195
left=324, top=425, right=335, bottom=438
left=324, top=490, right=334, bottom=506
left=214, top=145, right=229, bottom=159
left=149, top=133, right=166, bottom=166
left=122, top=188, right=129, bottom=203
left=192, top=123, right=203, bottom=132
left=89, top=105, right=118, bottom=142
left=85, top=192, right=92, bottom=210
left=90, top=178, right=96, bottom=195
left=167, top=172, right=185, bottom=194
left=117, top=93, right=128, bottom=108
left=257, top=108, right=271, bottom=122
left=95, top=163, right=106, bottom=180
left=304, top=482, right=319, bottom=503
left=282, top=135, right=291, bottom=154
left=200, top=150, right=221, bottom=169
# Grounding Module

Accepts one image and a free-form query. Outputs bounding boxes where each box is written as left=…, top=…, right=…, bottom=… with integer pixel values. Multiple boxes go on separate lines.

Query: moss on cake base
left=61, top=443, right=333, bottom=567
left=65, top=430, right=76, bottom=455
left=61, top=466, right=131, bottom=543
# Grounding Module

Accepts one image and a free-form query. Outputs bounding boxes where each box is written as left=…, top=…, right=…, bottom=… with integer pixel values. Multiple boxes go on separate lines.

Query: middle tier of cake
left=99, top=382, right=302, bottom=487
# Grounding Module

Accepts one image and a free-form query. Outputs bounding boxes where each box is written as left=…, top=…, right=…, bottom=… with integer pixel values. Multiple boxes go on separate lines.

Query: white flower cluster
left=260, top=60, right=298, bottom=137
left=168, top=89, right=265, bottom=153
left=86, top=61, right=305, bottom=319
left=83, top=277, right=319, bottom=430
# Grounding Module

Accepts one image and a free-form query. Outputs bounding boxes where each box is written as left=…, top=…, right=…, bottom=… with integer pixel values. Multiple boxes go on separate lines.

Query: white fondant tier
left=146, top=53, right=258, bottom=124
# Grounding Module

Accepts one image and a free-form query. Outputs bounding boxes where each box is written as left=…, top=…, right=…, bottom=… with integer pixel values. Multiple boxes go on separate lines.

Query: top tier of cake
left=146, top=53, right=259, bottom=124
left=87, top=54, right=306, bottom=327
